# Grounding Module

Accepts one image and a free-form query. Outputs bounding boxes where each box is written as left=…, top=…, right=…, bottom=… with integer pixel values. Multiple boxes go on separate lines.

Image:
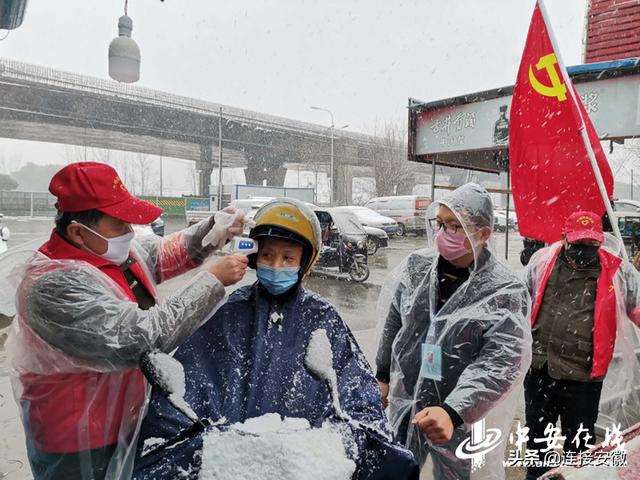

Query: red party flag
left=509, top=0, right=614, bottom=243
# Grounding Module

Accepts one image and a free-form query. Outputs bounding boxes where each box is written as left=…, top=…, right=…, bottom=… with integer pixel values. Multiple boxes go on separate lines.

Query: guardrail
left=0, top=191, right=199, bottom=217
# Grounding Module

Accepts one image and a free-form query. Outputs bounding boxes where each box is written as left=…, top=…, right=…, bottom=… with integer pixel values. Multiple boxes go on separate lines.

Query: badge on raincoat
left=420, top=343, right=442, bottom=381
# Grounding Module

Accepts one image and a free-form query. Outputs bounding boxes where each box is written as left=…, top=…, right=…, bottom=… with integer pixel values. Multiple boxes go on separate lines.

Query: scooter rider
left=134, top=198, right=418, bottom=479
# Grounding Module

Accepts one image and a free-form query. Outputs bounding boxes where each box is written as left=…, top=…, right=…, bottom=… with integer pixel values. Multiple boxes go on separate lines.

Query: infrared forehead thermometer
left=226, top=237, right=258, bottom=255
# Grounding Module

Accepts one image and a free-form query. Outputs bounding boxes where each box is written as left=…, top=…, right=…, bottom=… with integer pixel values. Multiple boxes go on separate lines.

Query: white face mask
left=72, top=221, right=134, bottom=265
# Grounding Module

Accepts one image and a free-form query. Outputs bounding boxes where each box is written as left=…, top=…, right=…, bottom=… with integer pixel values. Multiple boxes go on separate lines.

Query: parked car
left=186, top=209, right=212, bottom=226
left=613, top=198, right=640, bottom=217
left=493, top=210, right=517, bottom=232
left=333, top=206, right=398, bottom=236
left=323, top=207, right=389, bottom=255
left=230, top=197, right=275, bottom=214
left=228, top=198, right=274, bottom=236
left=150, top=216, right=165, bottom=236
left=346, top=223, right=384, bottom=256
left=133, top=215, right=165, bottom=237
left=361, top=225, right=388, bottom=255
left=0, top=214, right=10, bottom=255
left=364, top=195, right=431, bottom=236
left=608, top=201, right=640, bottom=247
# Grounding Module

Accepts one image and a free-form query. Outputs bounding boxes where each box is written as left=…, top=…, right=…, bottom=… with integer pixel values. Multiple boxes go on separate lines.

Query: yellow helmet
left=249, top=198, right=322, bottom=278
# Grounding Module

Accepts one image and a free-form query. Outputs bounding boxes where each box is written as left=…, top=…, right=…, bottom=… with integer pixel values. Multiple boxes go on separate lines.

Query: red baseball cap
left=49, top=162, right=163, bottom=224
left=564, top=211, right=605, bottom=243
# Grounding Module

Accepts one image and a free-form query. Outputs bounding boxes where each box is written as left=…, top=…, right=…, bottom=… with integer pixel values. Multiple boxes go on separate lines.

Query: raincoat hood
left=438, top=183, right=494, bottom=232
left=428, top=183, right=494, bottom=268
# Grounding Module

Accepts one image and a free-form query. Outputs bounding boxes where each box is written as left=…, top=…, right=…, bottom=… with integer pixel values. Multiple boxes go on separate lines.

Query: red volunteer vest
left=20, top=231, right=156, bottom=453
left=530, top=246, right=621, bottom=379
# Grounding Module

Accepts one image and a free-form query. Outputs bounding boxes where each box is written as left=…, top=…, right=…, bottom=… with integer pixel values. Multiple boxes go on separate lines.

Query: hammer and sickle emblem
left=528, top=53, right=567, bottom=102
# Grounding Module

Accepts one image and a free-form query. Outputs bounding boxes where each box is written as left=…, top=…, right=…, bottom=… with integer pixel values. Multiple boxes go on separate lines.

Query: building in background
left=584, top=0, right=640, bottom=63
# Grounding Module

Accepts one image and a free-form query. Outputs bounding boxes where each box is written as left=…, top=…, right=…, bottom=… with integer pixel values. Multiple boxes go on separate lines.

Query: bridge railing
left=0, top=57, right=378, bottom=143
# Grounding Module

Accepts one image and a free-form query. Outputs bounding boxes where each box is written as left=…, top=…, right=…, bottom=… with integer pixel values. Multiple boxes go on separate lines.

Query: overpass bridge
left=0, top=58, right=423, bottom=204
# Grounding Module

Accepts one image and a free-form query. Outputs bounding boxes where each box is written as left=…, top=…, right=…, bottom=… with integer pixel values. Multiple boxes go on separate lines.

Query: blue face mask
left=257, top=264, right=300, bottom=295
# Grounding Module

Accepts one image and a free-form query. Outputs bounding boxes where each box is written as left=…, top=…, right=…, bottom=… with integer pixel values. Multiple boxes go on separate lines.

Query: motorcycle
left=134, top=350, right=419, bottom=480
left=313, top=209, right=370, bottom=282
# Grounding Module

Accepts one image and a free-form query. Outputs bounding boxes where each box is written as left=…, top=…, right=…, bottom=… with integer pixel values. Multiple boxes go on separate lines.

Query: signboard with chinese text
left=413, top=75, right=640, bottom=157
left=409, top=66, right=640, bottom=172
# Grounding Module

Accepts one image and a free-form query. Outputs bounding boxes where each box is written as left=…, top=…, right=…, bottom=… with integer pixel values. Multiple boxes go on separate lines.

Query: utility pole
left=310, top=106, right=348, bottom=206
left=329, top=124, right=334, bottom=206
left=159, top=144, right=163, bottom=197
left=217, top=107, right=223, bottom=210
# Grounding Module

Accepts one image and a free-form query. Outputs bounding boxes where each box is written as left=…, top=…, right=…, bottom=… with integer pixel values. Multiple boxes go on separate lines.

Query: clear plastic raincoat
left=523, top=236, right=640, bottom=435
left=6, top=219, right=228, bottom=480
left=376, top=183, right=532, bottom=479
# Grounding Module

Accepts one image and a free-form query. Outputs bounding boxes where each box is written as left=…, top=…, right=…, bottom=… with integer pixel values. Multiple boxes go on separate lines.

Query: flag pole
left=538, top=0, right=627, bottom=259
left=578, top=128, right=627, bottom=259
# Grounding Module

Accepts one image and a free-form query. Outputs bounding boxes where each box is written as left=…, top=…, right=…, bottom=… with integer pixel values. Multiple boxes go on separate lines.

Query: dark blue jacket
left=134, top=283, right=418, bottom=479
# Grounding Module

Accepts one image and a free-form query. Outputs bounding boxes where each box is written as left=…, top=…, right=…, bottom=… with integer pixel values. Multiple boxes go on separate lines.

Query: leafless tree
left=116, top=152, right=133, bottom=191
left=131, top=153, right=155, bottom=195
left=185, top=162, right=199, bottom=195
left=300, top=139, right=329, bottom=204
left=64, top=145, right=85, bottom=164
left=369, top=120, right=416, bottom=197
left=352, top=178, right=377, bottom=205
left=90, top=148, right=114, bottom=166
left=63, top=146, right=115, bottom=166
left=0, top=152, right=23, bottom=175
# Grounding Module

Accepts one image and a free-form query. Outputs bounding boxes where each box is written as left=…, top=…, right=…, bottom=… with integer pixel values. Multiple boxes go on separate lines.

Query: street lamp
left=109, top=0, right=141, bottom=83
left=310, top=106, right=348, bottom=206
left=0, top=0, right=28, bottom=30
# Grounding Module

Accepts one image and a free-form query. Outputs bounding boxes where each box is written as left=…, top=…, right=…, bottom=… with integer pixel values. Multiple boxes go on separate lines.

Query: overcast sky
left=0, top=0, right=593, bottom=192
left=2, top=0, right=588, bottom=130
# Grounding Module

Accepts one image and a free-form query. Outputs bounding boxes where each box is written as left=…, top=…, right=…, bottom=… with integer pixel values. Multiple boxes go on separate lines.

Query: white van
left=230, top=197, right=275, bottom=214
left=364, top=195, right=431, bottom=236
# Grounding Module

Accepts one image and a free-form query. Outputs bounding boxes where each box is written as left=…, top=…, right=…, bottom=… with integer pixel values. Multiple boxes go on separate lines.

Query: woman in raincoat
left=134, top=198, right=419, bottom=479
left=8, top=162, right=249, bottom=480
left=376, top=183, right=532, bottom=480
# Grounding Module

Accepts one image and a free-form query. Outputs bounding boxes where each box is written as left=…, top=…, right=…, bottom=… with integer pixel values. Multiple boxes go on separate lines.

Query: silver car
left=334, top=206, right=398, bottom=236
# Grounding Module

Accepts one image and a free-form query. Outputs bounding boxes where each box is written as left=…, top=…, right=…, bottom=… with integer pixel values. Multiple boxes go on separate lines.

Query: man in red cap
left=10, top=162, right=249, bottom=480
left=522, top=210, right=640, bottom=480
